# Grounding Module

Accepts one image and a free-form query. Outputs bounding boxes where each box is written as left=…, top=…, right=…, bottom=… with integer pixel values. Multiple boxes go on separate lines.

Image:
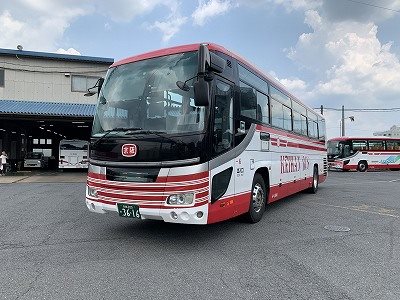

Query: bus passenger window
left=386, top=140, right=400, bottom=150
left=283, top=105, right=292, bottom=131
left=368, top=140, right=384, bottom=150
left=257, top=92, right=269, bottom=124
left=352, top=140, right=367, bottom=151
left=239, top=82, right=257, bottom=120
left=270, top=99, right=284, bottom=129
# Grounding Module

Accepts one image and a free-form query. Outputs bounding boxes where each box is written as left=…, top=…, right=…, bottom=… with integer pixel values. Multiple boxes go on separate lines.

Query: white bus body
left=86, top=43, right=327, bottom=225
left=59, top=140, right=89, bottom=169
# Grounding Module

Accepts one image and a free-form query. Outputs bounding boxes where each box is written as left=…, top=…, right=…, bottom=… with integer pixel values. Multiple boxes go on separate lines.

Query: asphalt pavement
left=0, top=171, right=399, bottom=300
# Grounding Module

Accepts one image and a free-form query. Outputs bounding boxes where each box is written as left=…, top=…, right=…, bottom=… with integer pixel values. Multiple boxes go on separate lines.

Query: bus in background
left=327, top=137, right=400, bottom=172
left=85, top=43, right=327, bottom=225
left=59, top=139, right=89, bottom=169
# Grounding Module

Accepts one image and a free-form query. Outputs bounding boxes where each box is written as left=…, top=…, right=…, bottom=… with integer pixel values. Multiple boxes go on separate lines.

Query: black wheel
left=243, top=174, right=267, bottom=223
left=357, top=161, right=368, bottom=172
left=308, top=166, right=319, bottom=194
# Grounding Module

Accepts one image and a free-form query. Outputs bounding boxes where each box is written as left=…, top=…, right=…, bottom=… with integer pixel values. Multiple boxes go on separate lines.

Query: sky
left=1, top=0, right=400, bottom=139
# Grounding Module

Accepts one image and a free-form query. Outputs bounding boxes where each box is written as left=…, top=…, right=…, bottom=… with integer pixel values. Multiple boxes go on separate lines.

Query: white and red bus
left=328, top=137, right=400, bottom=172
left=85, top=43, right=327, bottom=224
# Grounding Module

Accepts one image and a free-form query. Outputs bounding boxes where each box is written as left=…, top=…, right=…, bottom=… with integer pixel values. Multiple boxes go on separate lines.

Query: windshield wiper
left=92, top=127, right=143, bottom=147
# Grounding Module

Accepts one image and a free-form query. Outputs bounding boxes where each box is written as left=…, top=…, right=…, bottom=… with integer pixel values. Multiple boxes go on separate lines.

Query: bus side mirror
left=198, top=44, right=210, bottom=74
left=194, top=76, right=209, bottom=106
left=198, top=44, right=226, bottom=74
left=97, top=77, right=104, bottom=95
left=194, top=44, right=226, bottom=106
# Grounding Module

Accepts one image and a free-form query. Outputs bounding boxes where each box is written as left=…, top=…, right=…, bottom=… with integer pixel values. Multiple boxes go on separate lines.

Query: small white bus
left=59, top=139, right=89, bottom=169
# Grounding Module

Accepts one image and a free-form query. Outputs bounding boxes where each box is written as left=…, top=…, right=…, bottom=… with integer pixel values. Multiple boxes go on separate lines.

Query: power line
left=314, top=107, right=400, bottom=112
left=340, top=0, right=400, bottom=13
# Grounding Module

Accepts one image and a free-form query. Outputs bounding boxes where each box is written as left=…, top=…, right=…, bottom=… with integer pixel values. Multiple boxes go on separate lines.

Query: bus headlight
left=167, top=193, right=194, bottom=205
left=87, top=186, right=98, bottom=198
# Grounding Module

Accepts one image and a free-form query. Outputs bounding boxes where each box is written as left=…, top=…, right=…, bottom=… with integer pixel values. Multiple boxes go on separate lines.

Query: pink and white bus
left=328, top=137, right=400, bottom=172
left=85, top=43, right=327, bottom=224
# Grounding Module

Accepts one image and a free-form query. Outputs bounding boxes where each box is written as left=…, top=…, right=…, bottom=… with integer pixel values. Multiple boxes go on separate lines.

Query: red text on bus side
left=280, top=155, right=310, bottom=174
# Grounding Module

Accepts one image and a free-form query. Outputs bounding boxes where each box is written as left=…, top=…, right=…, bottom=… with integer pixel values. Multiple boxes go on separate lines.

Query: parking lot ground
left=0, top=170, right=87, bottom=184
left=0, top=171, right=400, bottom=300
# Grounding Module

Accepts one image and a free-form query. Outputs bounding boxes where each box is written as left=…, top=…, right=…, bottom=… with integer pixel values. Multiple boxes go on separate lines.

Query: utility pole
left=341, top=105, right=345, bottom=137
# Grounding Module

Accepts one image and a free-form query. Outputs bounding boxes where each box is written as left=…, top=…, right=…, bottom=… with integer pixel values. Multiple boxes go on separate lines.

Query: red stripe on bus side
left=269, top=141, right=325, bottom=152
left=344, top=164, right=400, bottom=170
left=156, top=171, right=209, bottom=183
left=99, top=192, right=167, bottom=201
left=256, top=124, right=325, bottom=145
left=367, top=152, right=400, bottom=155
left=196, top=190, right=209, bottom=199
left=268, top=177, right=313, bottom=203
left=88, top=172, right=106, bottom=180
left=88, top=180, right=209, bottom=193
left=88, top=171, right=209, bottom=183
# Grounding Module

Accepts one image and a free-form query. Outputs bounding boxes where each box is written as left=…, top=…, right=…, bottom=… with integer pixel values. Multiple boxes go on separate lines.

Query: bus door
left=208, top=79, right=238, bottom=221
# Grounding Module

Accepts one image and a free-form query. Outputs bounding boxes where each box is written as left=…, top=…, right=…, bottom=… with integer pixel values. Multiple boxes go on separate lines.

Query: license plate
left=117, top=203, right=141, bottom=219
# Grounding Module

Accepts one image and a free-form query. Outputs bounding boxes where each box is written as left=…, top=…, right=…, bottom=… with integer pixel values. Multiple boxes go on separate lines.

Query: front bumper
left=85, top=197, right=208, bottom=225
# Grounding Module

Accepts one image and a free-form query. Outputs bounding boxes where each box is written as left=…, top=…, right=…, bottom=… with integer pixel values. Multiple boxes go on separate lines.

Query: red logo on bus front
left=122, top=144, right=137, bottom=157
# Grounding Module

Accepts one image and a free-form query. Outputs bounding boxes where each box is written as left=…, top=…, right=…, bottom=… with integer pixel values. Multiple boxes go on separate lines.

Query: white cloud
left=271, top=72, right=308, bottom=97
left=148, top=16, right=188, bottom=42
left=272, top=0, right=322, bottom=11
left=192, top=0, right=235, bottom=26
left=96, top=0, right=177, bottom=22
left=281, top=7, right=400, bottom=138
left=0, top=1, right=87, bottom=52
left=237, top=0, right=322, bottom=11
left=56, top=48, right=81, bottom=55
left=0, top=0, right=184, bottom=52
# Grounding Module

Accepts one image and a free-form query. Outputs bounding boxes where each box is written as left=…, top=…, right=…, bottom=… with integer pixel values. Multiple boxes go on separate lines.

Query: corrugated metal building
left=0, top=48, right=113, bottom=169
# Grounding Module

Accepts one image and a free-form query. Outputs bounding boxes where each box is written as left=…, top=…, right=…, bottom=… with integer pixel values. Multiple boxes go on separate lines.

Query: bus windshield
left=60, top=140, right=88, bottom=150
left=327, top=140, right=341, bottom=156
left=91, top=52, right=207, bottom=137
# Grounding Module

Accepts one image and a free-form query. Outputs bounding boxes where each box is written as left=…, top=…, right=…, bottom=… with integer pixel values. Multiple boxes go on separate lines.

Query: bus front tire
left=243, top=174, right=267, bottom=223
left=357, top=161, right=368, bottom=172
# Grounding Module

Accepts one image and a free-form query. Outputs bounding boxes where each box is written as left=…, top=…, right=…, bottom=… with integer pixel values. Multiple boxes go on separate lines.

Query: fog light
left=166, top=193, right=194, bottom=205
left=196, top=211, right=203, bottom=218
left=87, top=186, right=98, bottom=198
left=181, top=212, right=189, bottom=221
left=91, top=203, right=95, bottom=210
left=170, top=211, right=178, bottom=220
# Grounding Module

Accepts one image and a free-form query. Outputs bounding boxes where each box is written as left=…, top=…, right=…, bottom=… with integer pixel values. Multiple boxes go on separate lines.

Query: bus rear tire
left=357, top=161, right=368, bottom=172
left=308, top=166, right=319, bottom=194
left=243, top=174, right=267, bottom=223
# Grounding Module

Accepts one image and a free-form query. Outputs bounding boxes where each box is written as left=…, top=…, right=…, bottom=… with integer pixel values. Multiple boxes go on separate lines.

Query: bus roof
left=111, top=43, right=323, bottom=120
left=329, top=137, right=400, bottom=141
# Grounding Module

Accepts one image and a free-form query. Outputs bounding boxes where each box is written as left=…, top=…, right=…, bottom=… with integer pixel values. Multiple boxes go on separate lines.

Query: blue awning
left=0, top=100, right=96, bottom=117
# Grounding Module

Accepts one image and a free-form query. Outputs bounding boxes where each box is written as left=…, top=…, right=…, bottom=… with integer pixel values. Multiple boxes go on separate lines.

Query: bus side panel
left=207, top=131, right=262, bottom=224
left=257, top=125, right=325, bottom=202
left=207, top=192, right=251, bottom=224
